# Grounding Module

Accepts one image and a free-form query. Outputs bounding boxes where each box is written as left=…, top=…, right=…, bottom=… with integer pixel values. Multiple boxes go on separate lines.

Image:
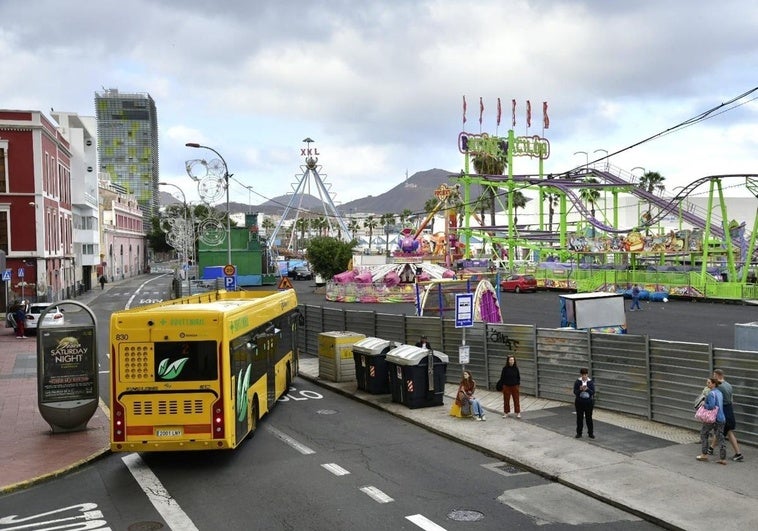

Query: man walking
left=710, top=369, right=743, bottom=461
left=630, top=284, right=641, bottom=311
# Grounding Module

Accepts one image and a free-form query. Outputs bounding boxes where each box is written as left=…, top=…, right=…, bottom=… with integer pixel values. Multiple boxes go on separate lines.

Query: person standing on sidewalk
left=498, top=355, right=521, bottom=419
left=456, top=371, right=486, bottom=421
left=573, top=368, right=595, bottom=439
left=709, top=369, right=743, bottom=461
left=696, top=377, right=726, bottom=464
left=630, top=284, right=642, bottom=311
left=14, top=302, right=27, bottom=338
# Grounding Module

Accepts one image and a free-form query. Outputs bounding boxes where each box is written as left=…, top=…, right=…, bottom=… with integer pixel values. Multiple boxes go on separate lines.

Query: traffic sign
left=223, top=264, right=236, bottom=276
left=455, top=293, right=474, bottom=328
left=2, top=269, right=10, bottom=282
left=18, top=267, right=24, bottom=278
left=224, top=275, right=237, bottom=290
left=277, top=276, right=294, bottom=290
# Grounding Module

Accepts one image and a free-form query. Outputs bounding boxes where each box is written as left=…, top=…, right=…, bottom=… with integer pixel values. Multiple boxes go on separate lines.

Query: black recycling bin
left=353, top=337, right=395, bottom=394
left=386, top=345, right=449, bottom=409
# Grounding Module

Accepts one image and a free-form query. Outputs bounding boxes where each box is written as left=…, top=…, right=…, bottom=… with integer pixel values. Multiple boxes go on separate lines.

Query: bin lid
left=385, top=344, right=449, bottom=366
left=353, top=337, right=393, bottom=355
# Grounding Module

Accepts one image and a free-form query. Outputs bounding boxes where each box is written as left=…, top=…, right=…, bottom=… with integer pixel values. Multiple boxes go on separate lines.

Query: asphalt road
left=290, top=281, right=758, bottom=349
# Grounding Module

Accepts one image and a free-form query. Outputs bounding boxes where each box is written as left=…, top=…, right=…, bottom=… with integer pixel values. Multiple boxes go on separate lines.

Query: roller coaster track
left=475, top=171, right=757, bottom=242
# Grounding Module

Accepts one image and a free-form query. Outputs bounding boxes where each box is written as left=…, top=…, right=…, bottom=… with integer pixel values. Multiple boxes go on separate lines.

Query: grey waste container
left=386, top=345, right=449, bottom=409
left=353, top=337, right=395, bottom=394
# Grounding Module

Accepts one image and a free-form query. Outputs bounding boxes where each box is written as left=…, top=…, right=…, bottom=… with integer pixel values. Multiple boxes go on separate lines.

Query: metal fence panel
left=376, top=312, right=406, bottom=344
left=589, top=333, right=649, bottom=416
left=322, top=307, right=346, bottom=333
left=485, top=324, right=536, bottom=395
left=345, top=310, right=378, bottom=338
left=649, top=340, right=711, bottom=430
left=536, top=328, right=590, bottom=402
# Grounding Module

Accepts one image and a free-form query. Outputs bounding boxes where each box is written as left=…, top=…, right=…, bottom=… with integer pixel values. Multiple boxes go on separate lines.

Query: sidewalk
left=0, top=287, right=113, bottom=494
left=298, top=356, right=758, bottom=531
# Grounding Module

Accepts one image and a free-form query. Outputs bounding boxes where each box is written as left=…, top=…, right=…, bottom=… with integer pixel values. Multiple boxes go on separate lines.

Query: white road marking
left=122, top=453, right=199, bottom=531
left=265, top=425, right=315, bottom=454
left=321, top=463, right=350, bottom=476
left=125, top=275, right=167, bottom=309
left=406, top=514, right=448, bottom=530
left=359, top=486, right=394, bottom=504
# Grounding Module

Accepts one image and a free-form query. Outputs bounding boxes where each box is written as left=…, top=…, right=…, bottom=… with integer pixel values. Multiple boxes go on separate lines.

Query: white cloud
left=1, top=0, right=756, bottom=209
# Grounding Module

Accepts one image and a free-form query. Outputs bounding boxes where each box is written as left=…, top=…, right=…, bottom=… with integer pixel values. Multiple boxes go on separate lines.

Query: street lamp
left=593, top=149, right=608, bottom=170
left=574, top=151, right=588, bottom=176
left=185, top=143, right=232, bottom=266
left=159, top=181, right=192, bottom=296
left=631, top=166, right=646, bottom=184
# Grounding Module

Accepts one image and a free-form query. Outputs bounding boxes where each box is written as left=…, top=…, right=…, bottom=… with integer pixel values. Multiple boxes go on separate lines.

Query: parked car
left=500, top=274, right=537, bottom=293
left=25, top=303, right=64, bottom=332
left=289, top=266, right=313, bottom=280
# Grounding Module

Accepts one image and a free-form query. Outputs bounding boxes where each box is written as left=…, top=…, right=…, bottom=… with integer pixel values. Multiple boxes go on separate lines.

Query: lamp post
left=159, top=181, right=192, bottom=296
left=593, top=149, right=608, bottom=170
left=185, top=143, right=232, bottom=266
left=574, top=151, right=588, bottom=175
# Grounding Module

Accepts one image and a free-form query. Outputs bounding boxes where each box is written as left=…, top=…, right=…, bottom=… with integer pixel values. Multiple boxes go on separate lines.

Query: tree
left=639, top=171, right=666, bottom=195
left=472, top=138, right=507, bottom=228
left=423, top=198, right=439, bottom=234
left=306, top=236, right=357, bottom=280
left=511, top=190, right=527, bottom=226
left=398, top=208, right=413, bottom=228
left=295, top=218, right=309, bottom=242
left=347, top=217, right=361, bottom=239
left=261, top=217, right=275, bottom=234
left=147, top=216, right=174, bottom=255
left=579, top=177, right=601, bottom=218
left=380, top=212, right=396, bottom=254
left=363, top=215, right=378, bottom=251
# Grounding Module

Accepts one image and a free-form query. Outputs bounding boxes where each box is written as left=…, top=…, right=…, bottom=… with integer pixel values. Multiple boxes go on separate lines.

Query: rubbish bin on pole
left=386, top=345, right=449, bottom=409
left=318, top=331, right=366, bottom=382
left=353, top=337, right=396, bottom=394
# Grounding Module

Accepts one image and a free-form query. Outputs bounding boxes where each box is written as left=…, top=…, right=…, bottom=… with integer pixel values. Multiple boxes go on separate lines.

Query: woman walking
left=696, top=377, right=727, bottom=464
left=455, top=371, right=486, bottom=421
left=498, top=356, right=521, bottom=418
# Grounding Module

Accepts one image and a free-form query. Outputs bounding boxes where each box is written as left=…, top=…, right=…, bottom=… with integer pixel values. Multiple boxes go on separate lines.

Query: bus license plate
left=156, top=428, right=183, bottom=437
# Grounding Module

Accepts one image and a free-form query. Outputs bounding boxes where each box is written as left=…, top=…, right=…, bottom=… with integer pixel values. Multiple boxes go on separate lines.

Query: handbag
left=695, top=404, right=718, bottom=424
left=496, top=380, right=503, bottom=392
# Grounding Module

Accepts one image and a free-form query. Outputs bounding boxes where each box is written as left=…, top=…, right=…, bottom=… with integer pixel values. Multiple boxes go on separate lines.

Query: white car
left=25, top=303, right=64, bottom=332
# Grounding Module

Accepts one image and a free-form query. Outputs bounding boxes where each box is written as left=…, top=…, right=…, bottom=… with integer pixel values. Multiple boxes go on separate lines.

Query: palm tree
left=511, top=190, right=527, bottom=226
left=638, top=171, right=666, bottom=233
left=399, top=208, right=413, bottom=228
left=639, top=171, right=666, bottom=195
left=347, top=217, right=361, bottom=240
left=295, top=218, right=308, bottom=241
left=380, top=212, right=396, bottom=254
left=363, top=215, right=378, bottom=251
left=544, top=192, right=559, bottom=232
left=423, top=198, right=438, bottom=234
left=261, top=217, right=275, bottom=234
left=579, top=177, right=601, bottom=218
left=472, top=139, right=507, bottom=228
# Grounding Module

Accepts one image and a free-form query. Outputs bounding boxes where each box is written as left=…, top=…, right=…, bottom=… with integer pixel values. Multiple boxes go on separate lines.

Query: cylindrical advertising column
left=36, top=301, right=99, bottom=433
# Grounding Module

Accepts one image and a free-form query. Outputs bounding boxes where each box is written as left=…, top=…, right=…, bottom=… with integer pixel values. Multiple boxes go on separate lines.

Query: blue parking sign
left=224, top=275, right=236, bottom=290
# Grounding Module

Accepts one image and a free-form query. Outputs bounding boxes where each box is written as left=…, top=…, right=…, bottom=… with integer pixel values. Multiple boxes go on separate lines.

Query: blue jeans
left=630, top=296, right=641, bottom=310
left=469, top=398, right=484, bottom=417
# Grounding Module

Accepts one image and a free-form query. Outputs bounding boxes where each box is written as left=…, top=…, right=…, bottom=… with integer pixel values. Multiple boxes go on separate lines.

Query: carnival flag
left=511, top=99, right=516, bottom=128
left=526, top=100, right=532, bottom=128
left=543, top=101, right=550, bottom=129
left=496, top=97, right=502, bottom=127
left=479, top=97, right=484, bottom=126
left=462, top=95, right=467, bottom=124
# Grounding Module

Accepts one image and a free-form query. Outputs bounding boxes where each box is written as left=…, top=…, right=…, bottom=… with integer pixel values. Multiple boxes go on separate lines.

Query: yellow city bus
left=109, top=289, right=300, bottom=452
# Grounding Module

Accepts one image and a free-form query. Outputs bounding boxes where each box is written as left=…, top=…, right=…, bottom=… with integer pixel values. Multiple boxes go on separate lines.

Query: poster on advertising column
left=39, top=327, right=97, bottom=403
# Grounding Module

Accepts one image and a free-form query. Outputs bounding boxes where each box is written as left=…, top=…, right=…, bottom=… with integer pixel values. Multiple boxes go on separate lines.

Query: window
left=0, top=145, right=6, bottom=193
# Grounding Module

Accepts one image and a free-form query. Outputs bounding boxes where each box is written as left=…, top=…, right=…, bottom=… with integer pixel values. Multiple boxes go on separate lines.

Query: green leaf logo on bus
left=158, top=357, right=189, bottom=380
left=237, top=364, right=252, bottom=421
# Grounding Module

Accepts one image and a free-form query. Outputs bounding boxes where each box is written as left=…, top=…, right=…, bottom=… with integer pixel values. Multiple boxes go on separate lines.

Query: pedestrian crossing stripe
left=278, top=276, right=294, bottom=290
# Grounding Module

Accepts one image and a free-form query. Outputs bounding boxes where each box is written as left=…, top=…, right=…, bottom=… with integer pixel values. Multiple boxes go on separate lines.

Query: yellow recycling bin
left=318, top=331, right=366, bottom=382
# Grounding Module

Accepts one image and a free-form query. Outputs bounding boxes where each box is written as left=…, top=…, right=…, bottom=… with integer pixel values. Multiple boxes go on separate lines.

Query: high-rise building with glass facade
left=95, top=88, right=158, bottom=220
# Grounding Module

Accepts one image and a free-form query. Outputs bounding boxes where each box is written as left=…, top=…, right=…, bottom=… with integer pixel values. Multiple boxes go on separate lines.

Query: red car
left=500, top=274, right=537, bottom=293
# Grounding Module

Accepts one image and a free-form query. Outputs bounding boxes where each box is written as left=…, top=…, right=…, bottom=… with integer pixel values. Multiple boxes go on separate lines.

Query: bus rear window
left=154, top=341, right=218, bottom=381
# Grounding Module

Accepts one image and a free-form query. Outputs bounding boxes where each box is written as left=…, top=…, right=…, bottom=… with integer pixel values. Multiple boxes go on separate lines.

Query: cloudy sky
left=2, top=0, right=757, bottom=208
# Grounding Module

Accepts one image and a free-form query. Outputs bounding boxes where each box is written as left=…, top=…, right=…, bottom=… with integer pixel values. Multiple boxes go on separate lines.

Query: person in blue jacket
left=696, top=377, right=726, bottom=464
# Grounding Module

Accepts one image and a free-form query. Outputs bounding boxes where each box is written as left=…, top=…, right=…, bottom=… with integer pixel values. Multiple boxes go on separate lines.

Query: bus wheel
left=248, top=398, right=259, bottom=438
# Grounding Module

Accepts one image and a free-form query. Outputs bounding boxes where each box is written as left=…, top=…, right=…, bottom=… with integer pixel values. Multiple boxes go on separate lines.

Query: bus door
left=231, top=337, right=255, bottom=443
